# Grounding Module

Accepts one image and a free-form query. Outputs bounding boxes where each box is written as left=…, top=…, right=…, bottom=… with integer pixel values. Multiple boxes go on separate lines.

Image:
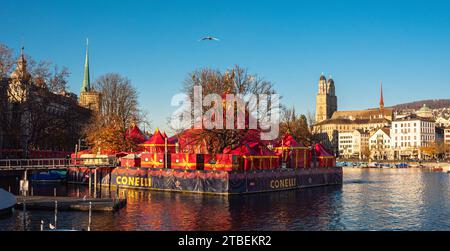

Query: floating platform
left=68, top=166, right=343, bottom=195
left=15, top=196, right=126, bottom=212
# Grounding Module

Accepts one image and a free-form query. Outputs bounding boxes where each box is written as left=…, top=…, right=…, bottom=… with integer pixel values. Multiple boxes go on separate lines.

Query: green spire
left=81, top=38, right=90, bottom=92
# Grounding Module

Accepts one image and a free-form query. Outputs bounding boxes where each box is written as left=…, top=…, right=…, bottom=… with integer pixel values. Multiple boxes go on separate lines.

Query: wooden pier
left=15, top=196, right=126, bottom=212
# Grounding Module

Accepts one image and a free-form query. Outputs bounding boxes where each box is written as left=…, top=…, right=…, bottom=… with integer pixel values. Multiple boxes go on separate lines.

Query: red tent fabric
left=141, top=128, right=166, bottom=145
left=315, top=143, right=333, bottom=157
left=223, top=144, right=257, bottom=155
left=314, top=143, right=336, bottom=167
left=273, top=133, right=309, bottom=168
left=140, top=128, right=176, bottom=153
left=125, top=124, right=146, bottom=144
left=168, top=135, right=178, bottom=144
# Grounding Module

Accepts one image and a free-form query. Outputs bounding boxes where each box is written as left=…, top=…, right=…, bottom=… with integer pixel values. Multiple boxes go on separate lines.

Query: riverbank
left=338, top=160, right=450, bottom=170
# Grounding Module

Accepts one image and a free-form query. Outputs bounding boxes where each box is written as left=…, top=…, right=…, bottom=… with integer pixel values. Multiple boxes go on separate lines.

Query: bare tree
left=28, top=59, right=70, bottom=93
left=84, top=73, right=143, bottom=152
left=0, top=43, right=14, bottom=77
left=173, top=65, right=280, bottom=154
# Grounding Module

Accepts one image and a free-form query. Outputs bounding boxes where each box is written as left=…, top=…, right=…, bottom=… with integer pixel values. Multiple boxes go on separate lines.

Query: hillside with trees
left=390, top=99, right=450, bottom=111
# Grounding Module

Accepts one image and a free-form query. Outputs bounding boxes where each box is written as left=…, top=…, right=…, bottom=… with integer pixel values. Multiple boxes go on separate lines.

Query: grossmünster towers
left=315, top=73, right=337, bottom=122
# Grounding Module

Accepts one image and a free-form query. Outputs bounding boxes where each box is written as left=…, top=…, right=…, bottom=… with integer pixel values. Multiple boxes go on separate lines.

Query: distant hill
left=390, top=99, right=450, bottom=111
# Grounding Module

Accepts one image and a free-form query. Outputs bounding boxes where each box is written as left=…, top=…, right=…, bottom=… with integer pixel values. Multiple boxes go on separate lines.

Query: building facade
left=338, top=129, right=369, bottom=159
left=390, top=114, right=436, bottom=160
left=369, top=127, right=393, bottom=160
left=0, top=44, right=98, bottom=157
left=445, top=126, right=450, bottom=157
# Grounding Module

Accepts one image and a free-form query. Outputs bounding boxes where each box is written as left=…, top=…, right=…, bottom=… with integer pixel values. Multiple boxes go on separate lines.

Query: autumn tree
left=84, top=73, right=147, bottom=153
left=280, top=106, right=312, bottom=145
left=172, top=65, right=280, bottom=154
left=420, top=143, right=438, bottom=159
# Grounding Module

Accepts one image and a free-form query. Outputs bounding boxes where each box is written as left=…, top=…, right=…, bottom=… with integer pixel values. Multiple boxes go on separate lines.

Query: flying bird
left=199, top=36, right=220, bottom=42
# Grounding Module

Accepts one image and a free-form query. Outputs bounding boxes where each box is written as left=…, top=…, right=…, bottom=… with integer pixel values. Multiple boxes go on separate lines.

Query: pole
left=54, top=187, right=56, bottom=197
left=88, top=202, right=92, bottom=231
left=94, top=168, right=97, bottom=198
left=88, top=169, right=92, bottom=197
left=54, top=201, right=58, bottom=229
left=164, top=138, right=168, bottom=169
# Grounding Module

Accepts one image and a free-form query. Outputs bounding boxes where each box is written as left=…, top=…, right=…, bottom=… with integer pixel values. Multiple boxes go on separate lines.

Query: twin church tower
left=315, top=73, right=337, bottom=122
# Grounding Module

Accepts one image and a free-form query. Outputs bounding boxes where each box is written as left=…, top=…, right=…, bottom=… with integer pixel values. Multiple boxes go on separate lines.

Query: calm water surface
left=1, top=168, right=450, bottom=231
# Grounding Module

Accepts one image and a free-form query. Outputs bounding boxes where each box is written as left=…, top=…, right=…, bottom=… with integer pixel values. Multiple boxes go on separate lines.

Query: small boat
left=396, top=163, right=408, bottom=168
left=430, top=166, right=443, bottom=172
left=0, top=189, right=16, bottom=217
left=30, top=170, right=66, bottom=183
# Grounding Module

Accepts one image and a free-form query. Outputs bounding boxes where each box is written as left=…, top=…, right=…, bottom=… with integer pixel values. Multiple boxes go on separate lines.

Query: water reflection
left=1, top=169, right=450, bottom=231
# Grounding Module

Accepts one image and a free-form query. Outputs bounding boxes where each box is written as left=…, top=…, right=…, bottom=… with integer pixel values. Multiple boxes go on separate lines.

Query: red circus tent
left=314, top=143, right=336, bottom=167
left=125, top=124, right=146, bottom=145
left=273, top=133, right=309, bottom=168
left=139, top=128, right=176, bottom=153
left=223, top=142, right=279, bottom=171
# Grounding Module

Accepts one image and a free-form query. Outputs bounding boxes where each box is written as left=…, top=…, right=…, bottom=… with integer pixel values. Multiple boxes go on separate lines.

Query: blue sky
left=1, top=0, right=450, bottom=132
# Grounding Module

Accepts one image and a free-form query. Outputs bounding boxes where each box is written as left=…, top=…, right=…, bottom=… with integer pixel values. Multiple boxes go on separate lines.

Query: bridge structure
left=0, top=158, right=119, bottom=197
left=0, top=158, right=118, bottom=171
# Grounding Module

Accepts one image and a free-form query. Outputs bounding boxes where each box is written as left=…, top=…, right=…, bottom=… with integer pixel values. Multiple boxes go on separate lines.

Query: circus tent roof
left=140, top=128, right=173, bottom=146
left=125, top=124, right=146, bottom=144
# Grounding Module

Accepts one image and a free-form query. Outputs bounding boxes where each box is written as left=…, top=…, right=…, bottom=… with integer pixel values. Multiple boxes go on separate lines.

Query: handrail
left=0, top=157, right=119, bottom=170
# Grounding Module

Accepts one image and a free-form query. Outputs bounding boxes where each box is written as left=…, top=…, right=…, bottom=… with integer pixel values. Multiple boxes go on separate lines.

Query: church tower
left=79, top=39, right=101, bottom=112
left=8, top=47, right=32, bottom=103
left=327, top=75, right=337, bottom=118
left=315, top=73, right=337, bottom=122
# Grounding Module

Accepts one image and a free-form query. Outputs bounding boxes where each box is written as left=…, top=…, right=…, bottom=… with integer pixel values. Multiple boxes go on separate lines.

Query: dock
left=15, top=196, right=126, bottom=212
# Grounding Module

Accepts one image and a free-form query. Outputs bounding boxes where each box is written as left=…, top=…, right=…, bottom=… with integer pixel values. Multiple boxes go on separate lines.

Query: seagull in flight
left=199, top=36, right=220, bottom=42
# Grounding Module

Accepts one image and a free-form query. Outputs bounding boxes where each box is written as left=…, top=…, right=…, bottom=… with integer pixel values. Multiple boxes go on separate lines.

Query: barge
left=68, top=130, right=342, bottom=195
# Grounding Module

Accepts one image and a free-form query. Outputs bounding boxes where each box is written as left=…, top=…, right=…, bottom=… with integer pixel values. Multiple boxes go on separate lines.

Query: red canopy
left=223, top=143, right=257, bottom=155
left=125, top=124, right=146, bottom=144
left=140, top=128, right=167, bottom=146
left=315, top=143, right=333, bottom=157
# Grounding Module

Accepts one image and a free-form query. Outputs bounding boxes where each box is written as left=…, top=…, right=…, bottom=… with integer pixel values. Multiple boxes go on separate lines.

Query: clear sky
left=1, top=0, right=450, bottom=132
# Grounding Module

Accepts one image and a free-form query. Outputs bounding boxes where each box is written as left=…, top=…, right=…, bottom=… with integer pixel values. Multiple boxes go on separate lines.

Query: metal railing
left=0, top=158, right=118, bottom=171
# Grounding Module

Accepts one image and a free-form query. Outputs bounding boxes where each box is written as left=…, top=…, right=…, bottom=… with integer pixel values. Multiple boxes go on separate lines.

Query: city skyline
left=2, top=0, right=450, bottom=131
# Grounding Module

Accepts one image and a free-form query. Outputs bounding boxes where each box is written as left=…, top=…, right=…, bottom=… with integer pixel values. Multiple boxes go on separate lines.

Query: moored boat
left=0, top=188, right=16, bottom=216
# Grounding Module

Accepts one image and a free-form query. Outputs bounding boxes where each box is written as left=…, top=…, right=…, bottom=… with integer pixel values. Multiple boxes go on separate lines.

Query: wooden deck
left=15, top=196, right=126, bottom=212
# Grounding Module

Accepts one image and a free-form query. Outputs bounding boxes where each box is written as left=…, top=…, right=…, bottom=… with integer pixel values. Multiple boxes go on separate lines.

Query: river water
left=1, top=168, right=450, bottom=231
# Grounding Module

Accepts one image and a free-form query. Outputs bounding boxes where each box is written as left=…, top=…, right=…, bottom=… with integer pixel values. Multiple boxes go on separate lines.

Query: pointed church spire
left=81, top=38, right=90, bottom=92
left=379, top=81, right=384, bottom=110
